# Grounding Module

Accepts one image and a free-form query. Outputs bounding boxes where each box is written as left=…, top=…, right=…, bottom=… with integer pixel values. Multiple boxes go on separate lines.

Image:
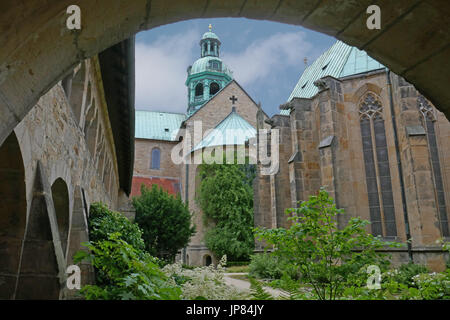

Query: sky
left=135, top=18, right=336, bottom=117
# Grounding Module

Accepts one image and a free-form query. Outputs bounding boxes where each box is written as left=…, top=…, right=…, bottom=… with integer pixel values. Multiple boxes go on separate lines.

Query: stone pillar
left=287, top=98, right=317, bottom=209
left=391, top=74, right=446, bottom=270
left=268, top=115, right=292, bottom=228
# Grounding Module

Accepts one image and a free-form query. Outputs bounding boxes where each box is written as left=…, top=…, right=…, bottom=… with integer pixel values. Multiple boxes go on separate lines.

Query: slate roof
left=135, top=110, right=185, bottom=141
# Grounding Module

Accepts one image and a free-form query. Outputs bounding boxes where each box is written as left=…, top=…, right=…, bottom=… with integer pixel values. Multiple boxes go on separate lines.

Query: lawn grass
left=226, top=265, right=250, bottom=273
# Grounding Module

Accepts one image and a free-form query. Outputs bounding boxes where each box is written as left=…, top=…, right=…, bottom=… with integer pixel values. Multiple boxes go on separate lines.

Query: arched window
left=209, top=82, right=219, bottom=95
left=359, top=93, right=397, bottom=237
left=204, top=255, right=212, bottom=266
left=418, top=96, right=449, bottom=236
left=151, top=148, right=160, bottom=170
left=195, top=83, right=203, bottom=97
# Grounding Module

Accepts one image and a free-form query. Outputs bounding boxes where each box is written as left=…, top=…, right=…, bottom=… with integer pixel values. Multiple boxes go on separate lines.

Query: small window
left=209, top=82, right=220, bottom=95
left=151, top=148, right=160, bottom=170
left=301, top=82, right=308, bottom=89
left=209, top=60, right=221, bottom=71
left=195, top=83, right=203, bottom=96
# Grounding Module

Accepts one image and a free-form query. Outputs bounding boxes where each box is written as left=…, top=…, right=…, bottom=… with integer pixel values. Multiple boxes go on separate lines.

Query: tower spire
left=209, top=24, right=212, bottom=32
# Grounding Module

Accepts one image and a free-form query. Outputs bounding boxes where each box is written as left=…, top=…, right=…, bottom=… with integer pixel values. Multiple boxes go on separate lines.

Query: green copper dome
left=189, top=56, right=233, bottom=77
left=202, top=31, right=220, bottom=41
left=185, top=26, right=233, bottom=114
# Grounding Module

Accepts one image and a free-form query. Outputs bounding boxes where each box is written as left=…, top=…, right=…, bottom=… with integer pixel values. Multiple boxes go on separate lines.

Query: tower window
left=195, top=83, right=203, bottom=97
left=151, top=148, right=160, bottom=170
left=209, top=60, right=221, bottom=71
left=209, top=82, right=220, bottom=95
left=359, top=93, right=397, bottom=237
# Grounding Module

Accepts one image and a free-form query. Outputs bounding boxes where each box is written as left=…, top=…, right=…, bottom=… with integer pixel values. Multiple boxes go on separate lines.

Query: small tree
left=196, top=160, right=255, bottom=261
left=254, top=188, right=401, bottom=300
left=132, top=184, right=195, bottom=262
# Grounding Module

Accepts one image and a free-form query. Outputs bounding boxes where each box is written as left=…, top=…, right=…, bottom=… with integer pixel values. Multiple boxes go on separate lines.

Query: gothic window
left=359, top=93, right=397, bottom=237
left=195, top=83, right=203, bottom=97
left=151, top=147, right=161, bottom=170
left=209, top=82, right=220, bottom=95
left=418, top=96, right=449, bottom=237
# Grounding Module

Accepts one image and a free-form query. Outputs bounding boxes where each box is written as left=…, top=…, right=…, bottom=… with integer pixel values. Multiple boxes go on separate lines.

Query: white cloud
left=222, top=31, right=313, bottom=87
left=135, top=30, right=200, bottom=113
left=135, top=30, right=314, bottom=114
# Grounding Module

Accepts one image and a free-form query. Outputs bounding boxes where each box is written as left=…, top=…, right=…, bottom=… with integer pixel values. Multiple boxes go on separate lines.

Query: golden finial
left=209, top=24, right=212, bottom=32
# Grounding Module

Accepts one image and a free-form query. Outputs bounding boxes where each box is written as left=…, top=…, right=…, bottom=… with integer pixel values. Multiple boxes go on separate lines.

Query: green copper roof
left=135, top=110, right=185, bottom=141
left=189, top=56, right=233, bottom=77
left=192, top=109, right=256, bottom=152
left=202, top=31, right=220, bottom=41
left=340, top=45, right=384, bottom=77
left=282, top=41, right=385, bottom=115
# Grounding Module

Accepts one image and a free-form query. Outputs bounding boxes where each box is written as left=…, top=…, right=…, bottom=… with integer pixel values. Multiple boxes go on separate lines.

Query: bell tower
left=185, top=25, right=233, bottom=115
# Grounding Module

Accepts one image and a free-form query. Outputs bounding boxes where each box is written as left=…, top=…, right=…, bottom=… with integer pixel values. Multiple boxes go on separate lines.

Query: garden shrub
left=249, top=253, right=283, bottom=280
left=132, top=184, right=195, bottom=262
left=88, top=202, right=145, bottom=252
left=391, top=263, right=429, bottom=288
left=254, top=188, right=401, bottom=300
left=74, top=233, right=181, bottom=300
left=163, top=256, right=249, bottom=300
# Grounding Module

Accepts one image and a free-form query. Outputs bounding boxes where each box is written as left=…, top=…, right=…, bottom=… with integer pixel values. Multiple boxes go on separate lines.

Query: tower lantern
left=185, top=25, right=233, bottom=115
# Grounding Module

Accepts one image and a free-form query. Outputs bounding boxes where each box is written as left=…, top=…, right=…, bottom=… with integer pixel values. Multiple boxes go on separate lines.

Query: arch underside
left=0, top=0, right=449, bottom=148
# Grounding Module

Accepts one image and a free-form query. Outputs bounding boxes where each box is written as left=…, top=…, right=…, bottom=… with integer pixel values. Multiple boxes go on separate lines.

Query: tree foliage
left=88, top=202, right=145, bottom=253
left=196, top=160, right=255, bottom=261
left=254, top=188, right=402, bottom=300
left=132, top=184, right=195, bottom=262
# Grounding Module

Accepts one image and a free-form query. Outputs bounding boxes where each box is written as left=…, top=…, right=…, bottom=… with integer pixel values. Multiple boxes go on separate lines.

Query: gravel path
left=223, top=273, right=287, bottom=298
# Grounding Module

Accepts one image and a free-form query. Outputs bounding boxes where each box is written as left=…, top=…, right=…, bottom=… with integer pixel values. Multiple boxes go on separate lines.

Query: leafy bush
left=390, top=263, right=429, bottom=288
left=133, top=184, right=195, bottom=262
left=411, top=272, right=450, bottom=299
left=249, top=253, right=284, bottom=280
left=163, top=256, right=249, bottom=300
left=254, top=188, right=401, bottom=300
left=196, top=160, right=255, bottom=261
left=88, top=202, right=145, bottom=252
left=74, top=233, right=181, bottom=300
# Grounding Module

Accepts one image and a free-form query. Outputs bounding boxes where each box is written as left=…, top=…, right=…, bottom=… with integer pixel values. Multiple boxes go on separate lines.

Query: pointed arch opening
left=151, top=147, right=161, bottom=170
left=195, top=83, right=203, bottom=97
left=51, top=178, right=70, bottom=256
left=417, top=96, right=449, bottom=237
left=359, top=92, right=397, bottom=238
left=0, top=132, right=26, bottom=299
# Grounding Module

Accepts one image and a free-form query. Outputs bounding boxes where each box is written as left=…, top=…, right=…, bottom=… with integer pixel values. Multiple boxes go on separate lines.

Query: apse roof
left=192, top=109, right=256, bottom=152
left=282, top=41, right=385, bottom=115
left=135, top=110, right=185, bottom=141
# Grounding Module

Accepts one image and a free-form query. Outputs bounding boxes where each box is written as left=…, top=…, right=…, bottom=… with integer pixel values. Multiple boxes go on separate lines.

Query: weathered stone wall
left=0, top=57, right=123, bottom=299
left=260, top=70, right=450, bottom=271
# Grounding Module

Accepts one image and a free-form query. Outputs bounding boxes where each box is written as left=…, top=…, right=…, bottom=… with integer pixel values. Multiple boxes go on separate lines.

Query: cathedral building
left=131, top=26, right=269, bottom=266
left=132, top=30, right=450, bottom=270
left=255, top=41, right=450, bottom=270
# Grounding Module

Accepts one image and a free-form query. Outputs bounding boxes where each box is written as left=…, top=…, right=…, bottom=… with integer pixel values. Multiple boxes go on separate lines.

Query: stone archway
left=0, top=132, right=27, bottom=299
left=0, top=1, right=449, bottom=147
